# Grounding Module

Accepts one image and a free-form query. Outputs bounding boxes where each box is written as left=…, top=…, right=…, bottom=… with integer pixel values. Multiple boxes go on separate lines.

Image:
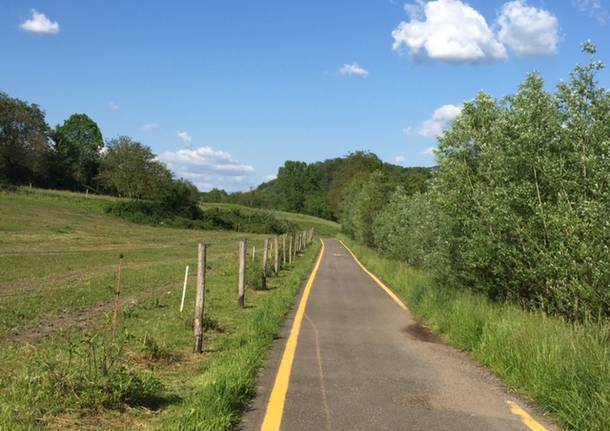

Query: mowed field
left=0, top=189, right=331, bottom=430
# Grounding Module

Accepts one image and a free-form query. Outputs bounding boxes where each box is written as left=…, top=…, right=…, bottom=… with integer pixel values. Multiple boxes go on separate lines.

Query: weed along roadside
left=340, top=237, right=610, bottom=431
left=0, top=190, right=327, bottom=430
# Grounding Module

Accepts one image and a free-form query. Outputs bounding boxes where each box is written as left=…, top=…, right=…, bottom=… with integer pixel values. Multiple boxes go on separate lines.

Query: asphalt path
left=240, top=239, right=557, bottom=431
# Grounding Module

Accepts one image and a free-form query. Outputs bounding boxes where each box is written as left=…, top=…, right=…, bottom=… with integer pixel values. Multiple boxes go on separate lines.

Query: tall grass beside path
left=342, top=238, right=610, bottom=431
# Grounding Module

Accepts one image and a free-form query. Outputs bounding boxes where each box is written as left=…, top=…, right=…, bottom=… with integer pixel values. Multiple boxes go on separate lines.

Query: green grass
left=0, top=189, right=322, bottom=430
left=342, top=238, right=610, bottom=431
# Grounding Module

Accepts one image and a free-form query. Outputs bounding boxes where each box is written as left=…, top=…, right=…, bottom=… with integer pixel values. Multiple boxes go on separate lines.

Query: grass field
left=342, top=238, right=610, bottom=431
left=0, top=188, right=323, bottom=430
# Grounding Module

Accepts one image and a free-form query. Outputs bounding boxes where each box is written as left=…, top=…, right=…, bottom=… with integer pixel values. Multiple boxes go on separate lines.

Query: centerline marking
left=260, top=240, right=325, bottom=431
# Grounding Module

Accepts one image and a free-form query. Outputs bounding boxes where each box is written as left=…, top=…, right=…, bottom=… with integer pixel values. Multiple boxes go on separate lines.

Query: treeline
left=342, top=44, right=610, bottom=322
left=201, top=152, right=432, bottom=221
left=0, top=92, right=201, bottom=220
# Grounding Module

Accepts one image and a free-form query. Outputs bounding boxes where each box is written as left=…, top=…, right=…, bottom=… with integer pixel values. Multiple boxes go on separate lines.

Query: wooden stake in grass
left=282, top=234, right=286, bottom=265
left=238, top=240, right=247, bottom=308
left=111, top=254, right=124, bottom=341
left=252, top=245, right=256, bottom=263
left=274, top=235, right=279, bottom=274
left=193, top=243, right=207, bottom=354
left=262, top=238, right=269, bottom=275
left=288, top=235, right=293, bottom=264
left=180, top=265, right=189, bottom=313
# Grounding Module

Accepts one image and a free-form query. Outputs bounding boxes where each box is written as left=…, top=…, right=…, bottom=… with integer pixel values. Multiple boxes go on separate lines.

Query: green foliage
left=219, top=151, right=432, bottom=221
left=105, top=200, right=297, bottom=234
left=373, top=190, right=441, bottom=267
left=0, top=92, right=51, bottom=185
left=51, top=113, right=104, bottom=190
left=97, top=136, right=173, bottom=199
left=343, top=45, right=610, bottom=322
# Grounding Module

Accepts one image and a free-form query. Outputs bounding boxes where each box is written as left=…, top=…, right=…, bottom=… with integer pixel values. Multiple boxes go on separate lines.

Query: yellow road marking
left=338, top=240, right=408, bottom=311
left=260, top=240, right=325, bottom=431
left=340, top=240, right=549, bottom=431
left=507, top=401, right=549, bottom=431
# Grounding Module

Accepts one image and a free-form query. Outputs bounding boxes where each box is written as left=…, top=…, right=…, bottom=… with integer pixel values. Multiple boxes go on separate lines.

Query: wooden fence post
left=238, top=240, right=246, bottom=308
left=274, top=235, right=279, bottom=274
left=288, top=235, right=293, bottom=263
left=263, top=238, right=269, bottom=274
left=282, top=234, right=286, bottom=265
left=180, top=265, right=189, bottom=312
left=193, top=243, right=207, bottom=353
left=111, top=254, right=123, bottom=340
left=252, top=245, right=256, bottom=264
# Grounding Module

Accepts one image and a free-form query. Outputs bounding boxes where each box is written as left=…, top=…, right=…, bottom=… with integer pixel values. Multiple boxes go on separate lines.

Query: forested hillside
left=201, top=152, right=432, bottom=221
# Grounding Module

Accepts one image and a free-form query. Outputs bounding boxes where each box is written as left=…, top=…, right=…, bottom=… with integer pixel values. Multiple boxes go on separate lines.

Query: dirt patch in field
left=8, top=285, right=175, bottom=344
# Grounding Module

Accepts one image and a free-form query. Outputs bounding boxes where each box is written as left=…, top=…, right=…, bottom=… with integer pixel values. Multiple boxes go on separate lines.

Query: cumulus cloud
left=157, top=146, right=255, bottom=191
left=418, top=104, right=462, bottom=138
left=392, top=0, right=559, bottom=63
left=498, top=1, right=559, bottom=56
left=142, top=123, right=159, bottom=132
left=339, top=63, right=369, bottom=78
left=394, top=155, right=406, bottom=164
left=20, top=10, right=60, bottom=34
left=108, top=101, right=120, bottom=111
left=392, top=0, right=507, bottom=63
left=176, top=131, right=192, bottom=144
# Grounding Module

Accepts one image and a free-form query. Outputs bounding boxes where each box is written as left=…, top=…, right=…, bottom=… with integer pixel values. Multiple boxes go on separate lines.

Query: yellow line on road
left=507, top=401, right=549, bottom=431
left=338, top=240, right=408, bottom=311
left=260, top=240, right=325, bottom=431
left=340, top=240, right=549, bottom=431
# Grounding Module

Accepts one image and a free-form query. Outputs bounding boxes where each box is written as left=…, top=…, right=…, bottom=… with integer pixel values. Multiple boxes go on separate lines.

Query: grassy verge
left=342, top=238, right=610, bottom=431
left=0, top=190, right=322, bottom=430
left=160, top=242, right=320, bottom=430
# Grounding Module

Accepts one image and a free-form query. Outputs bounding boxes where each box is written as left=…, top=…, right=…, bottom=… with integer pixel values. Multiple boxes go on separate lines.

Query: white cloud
left=498, top=1, right=559, bottom=56
left=266, top=174, right=277, bottom=181
left=108, top=101, right=120, bottom=111
left=572, top=0, right=608, bottom=24
left=422, top=147, right=437, bottom=157
left=418, top=104, right=462, bottom=138
left=176, top=131, right=192, bottom=144
left=392, top=0, right=507, bottom=63
left=394, top=155, right=406, bottom=164
left=20, top=10, right=60, bottom=34
left=157, top=146, right=255, bottom=191
left=142, top=123, right=159, bottom=132
left=339, top=62, right=369, bottom=78
left=402, top=126, right=414, bottom=136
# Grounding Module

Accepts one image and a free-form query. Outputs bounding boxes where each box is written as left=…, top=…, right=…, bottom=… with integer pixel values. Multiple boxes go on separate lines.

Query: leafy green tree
left=0, top=92, right=50, bottom=185
left=51, top=114, right=103, bottom=190
left=97, top=136, right=172, bottom=199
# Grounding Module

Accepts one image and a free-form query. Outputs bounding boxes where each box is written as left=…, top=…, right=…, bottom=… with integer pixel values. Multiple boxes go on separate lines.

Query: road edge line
left=338, top=240, right=408, bottom=311
left=260, top=239, right=326, bottom=431
left=340, top=240, right=549, bottom=431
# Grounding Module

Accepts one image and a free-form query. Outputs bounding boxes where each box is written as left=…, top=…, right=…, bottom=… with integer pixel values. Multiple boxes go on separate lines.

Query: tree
left=0, top=92, right=50, bottom=185
left=51, top=114, right=103, bottom=190
left=97, top=136, right=172, bottom=199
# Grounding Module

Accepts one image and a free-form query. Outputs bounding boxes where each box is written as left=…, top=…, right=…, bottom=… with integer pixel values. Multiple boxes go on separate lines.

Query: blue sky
left=1, top=0, right=609, bottom=191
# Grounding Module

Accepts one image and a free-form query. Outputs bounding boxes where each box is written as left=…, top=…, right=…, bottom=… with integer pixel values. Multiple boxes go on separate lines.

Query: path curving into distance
left=240, top=239, right=557, bottom=431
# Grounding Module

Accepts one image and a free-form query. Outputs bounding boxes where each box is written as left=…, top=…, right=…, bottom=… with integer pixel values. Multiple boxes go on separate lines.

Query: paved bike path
left=240, top=239, right=556, bottom=431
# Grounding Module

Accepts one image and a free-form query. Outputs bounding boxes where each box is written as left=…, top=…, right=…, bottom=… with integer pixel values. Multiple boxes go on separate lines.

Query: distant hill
left=200, top=151, right=433, bottom=221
